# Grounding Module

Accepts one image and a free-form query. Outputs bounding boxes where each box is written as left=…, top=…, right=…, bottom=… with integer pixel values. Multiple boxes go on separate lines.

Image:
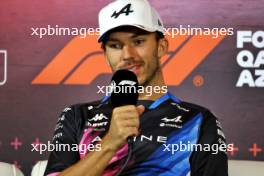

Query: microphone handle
left=116, top=136, right=133, bottom=176
left=127, top=136, right=133, bottom=145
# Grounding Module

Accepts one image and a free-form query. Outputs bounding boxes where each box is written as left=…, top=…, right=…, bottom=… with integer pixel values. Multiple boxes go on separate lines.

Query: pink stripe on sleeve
left=79, top=127, right=100, bottom=158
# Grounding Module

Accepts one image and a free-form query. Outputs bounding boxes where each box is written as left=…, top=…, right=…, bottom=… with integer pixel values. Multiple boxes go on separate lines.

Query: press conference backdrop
left=0, top=0, right=263, bottom=175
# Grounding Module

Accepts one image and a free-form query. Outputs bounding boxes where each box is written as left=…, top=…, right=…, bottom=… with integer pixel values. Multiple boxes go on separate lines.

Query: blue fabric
left=148, top=92, right=181, bottom=109
left=134, top=113, right=203, bottom=176
left=100, top=95, right=109, bottom=104
left=101, top=92, right=181, bottom=109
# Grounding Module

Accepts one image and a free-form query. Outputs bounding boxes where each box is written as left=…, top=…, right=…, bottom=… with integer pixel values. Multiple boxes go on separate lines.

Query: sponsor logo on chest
left=160, top=115, right=183, bottom=128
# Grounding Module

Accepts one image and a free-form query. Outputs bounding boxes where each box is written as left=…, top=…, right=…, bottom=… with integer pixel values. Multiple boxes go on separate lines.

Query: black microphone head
left=110, top=69, right=139, bottom=108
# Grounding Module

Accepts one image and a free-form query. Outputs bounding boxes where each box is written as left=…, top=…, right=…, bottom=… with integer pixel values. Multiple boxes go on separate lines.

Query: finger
left=120, top=118, right=140, bottom=128
left=137, top=105, right=145, bottom=115
left=116, top=111, right=139, bottom=120
left=123, top=127, right=140, bottom=138
left=113, top=105, right=137, bottom=115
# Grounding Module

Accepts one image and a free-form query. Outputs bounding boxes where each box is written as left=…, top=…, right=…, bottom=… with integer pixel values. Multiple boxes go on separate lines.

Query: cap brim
left=98, top=24, right=157, bottom=43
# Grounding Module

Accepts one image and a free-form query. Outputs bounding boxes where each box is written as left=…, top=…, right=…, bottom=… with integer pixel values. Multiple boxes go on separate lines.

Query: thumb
left=136, top=105, right=145, bottom=115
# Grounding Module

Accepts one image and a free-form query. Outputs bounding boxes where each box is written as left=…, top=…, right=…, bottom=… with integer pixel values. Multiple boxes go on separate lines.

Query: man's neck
left=139, top=91, right=166, bottom=101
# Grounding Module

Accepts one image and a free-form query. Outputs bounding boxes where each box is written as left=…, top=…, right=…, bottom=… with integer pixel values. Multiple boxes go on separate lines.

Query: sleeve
left=44, top=106, right=80, bottom=176
left=190, top=110, right=228, bottom=176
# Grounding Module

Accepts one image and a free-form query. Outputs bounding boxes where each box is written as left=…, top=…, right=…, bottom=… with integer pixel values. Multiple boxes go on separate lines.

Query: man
left=45, top=0, right=228, bottom=175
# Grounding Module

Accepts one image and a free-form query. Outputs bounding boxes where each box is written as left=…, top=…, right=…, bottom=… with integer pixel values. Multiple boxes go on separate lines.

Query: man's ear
left=157, top=38, right=168, bottom=58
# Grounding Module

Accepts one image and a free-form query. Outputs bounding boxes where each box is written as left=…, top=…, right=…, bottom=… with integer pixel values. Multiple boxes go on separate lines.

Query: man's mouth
left=124, top=64, right=142, bottom=75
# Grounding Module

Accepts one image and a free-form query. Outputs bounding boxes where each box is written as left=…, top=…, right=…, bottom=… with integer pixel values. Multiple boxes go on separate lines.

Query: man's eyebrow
left=130, top=33, right=149, bottom=38
left=107, top=32, right=149, bottom=42
left=106, top=38, right=120, bottom=42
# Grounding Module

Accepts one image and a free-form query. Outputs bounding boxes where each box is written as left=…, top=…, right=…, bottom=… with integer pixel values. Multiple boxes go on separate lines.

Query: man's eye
left=108, top=43, right=122, bottom=49
left=134, top=39, right=145, bottom=46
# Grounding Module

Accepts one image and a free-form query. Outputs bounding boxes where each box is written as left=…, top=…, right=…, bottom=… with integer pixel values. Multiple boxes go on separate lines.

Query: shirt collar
left=100, top=92, right=181, bottom=110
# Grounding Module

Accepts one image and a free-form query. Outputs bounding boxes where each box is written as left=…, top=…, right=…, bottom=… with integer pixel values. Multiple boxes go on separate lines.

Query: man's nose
left=122, top=45, right=136, bottom=62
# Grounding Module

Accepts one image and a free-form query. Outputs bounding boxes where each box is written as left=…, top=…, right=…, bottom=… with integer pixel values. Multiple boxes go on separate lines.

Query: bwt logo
left=32, top=34, right=225, bottom=86
left=0, top=50, right=7, bottom=86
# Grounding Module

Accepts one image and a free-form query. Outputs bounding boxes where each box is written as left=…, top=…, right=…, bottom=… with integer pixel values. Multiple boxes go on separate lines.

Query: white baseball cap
left=98, top=0, right=164, bottom=42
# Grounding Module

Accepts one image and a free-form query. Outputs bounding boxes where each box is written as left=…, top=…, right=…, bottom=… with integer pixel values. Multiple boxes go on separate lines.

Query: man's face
left=104, top=28, right=163, bottom=86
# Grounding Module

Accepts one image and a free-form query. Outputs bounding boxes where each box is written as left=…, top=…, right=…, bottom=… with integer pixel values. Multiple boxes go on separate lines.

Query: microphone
left=110, top=69, right=139, bottom=108
left=109, top=69, right=139, bottom=175
left=110, top=69, right=139, bottom=144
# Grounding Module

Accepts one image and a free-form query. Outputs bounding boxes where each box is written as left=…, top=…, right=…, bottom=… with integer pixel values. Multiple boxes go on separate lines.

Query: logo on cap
left=111, top=3, right=134, bottom=19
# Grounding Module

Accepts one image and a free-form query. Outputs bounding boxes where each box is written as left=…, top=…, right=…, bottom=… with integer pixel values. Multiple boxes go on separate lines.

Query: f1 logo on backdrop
left=32, top=34, right=225, bottom=86
left=0, top=50, right=7, bottom=86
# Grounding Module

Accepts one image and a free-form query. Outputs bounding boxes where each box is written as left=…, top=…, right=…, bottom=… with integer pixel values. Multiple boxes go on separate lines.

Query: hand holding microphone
left=107, top=104, right=145, bottom=151
left=104, top=69, right=145, bottom=151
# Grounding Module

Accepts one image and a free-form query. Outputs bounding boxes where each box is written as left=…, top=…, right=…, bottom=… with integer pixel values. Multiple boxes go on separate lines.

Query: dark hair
left=101, top=31, right=164, bottom=50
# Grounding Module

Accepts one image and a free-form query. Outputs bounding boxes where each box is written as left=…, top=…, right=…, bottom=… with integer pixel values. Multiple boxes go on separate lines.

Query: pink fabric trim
left=102, top=143, right=129, bottom=176
left=78, top=129, right=130, bottom=176
left=108, top=143, right=128, bottom=164
left=103, top=168, right=119, bottom=176
left=79, top=127, right=100, bottom=158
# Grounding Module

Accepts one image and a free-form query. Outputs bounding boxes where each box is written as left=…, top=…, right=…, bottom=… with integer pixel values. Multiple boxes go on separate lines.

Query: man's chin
left=138, top=77, right=148, bottom=87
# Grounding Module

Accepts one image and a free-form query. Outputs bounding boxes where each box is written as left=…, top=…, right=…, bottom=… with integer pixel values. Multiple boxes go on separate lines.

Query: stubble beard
left=140, top=53, right=161, bottom=87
